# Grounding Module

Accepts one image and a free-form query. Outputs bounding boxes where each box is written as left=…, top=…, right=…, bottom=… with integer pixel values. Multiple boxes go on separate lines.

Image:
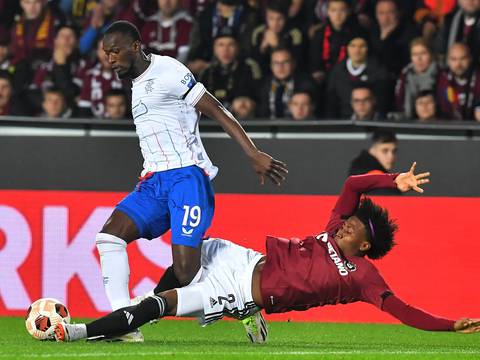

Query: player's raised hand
left=394, top=162, right=430, bottom=193
left=454, top=318, right=480, bottom=334
left=250, top=150, right=288, bottom=186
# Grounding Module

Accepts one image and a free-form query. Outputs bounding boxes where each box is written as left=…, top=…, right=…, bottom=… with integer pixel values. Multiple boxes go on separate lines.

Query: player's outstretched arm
left=394, top=162, right=430, bottom=193
left=195, top=92, right=288, bottom=185
left=454, top=318, right=480, bottom=334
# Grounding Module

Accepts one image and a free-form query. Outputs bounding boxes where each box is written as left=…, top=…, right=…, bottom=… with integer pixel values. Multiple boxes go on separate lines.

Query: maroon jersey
left=260, top=174, right=455, bottom=331
left=141, top=10, right=193, bottom=60
left=77, top=63, right=123, bottom=118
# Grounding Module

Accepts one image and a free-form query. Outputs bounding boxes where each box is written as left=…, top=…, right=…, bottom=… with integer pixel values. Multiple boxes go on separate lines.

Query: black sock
left=153, top=266, right=181, bottom=294
left=86, top=295, right=168, bottom=338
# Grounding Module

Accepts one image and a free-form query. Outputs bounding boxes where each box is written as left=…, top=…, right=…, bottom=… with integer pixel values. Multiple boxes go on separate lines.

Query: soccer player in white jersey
left=95, top=21, right=287, bottom=342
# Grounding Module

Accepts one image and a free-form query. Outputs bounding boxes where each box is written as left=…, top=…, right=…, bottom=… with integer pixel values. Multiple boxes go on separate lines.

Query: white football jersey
left=131, top=54, right=218, bottom=179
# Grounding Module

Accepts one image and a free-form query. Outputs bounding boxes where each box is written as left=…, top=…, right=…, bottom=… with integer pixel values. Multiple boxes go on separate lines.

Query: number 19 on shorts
left=182, top=205, right=201, bottom=236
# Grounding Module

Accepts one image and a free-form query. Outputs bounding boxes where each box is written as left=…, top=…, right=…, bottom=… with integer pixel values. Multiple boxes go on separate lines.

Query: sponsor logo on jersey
left=181, top=73, right=196, bottom=89
left=316, top=232, right=349, bottom=276
left=132, top=100, right=148, bottom=119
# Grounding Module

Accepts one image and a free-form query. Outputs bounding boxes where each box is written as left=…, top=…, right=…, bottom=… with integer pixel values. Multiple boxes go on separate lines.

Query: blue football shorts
left=116, top=165, right=215, bottom=248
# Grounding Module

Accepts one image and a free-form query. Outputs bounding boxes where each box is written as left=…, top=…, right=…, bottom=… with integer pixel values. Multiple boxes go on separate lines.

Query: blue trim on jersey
left=116, top=165, right=215, bottom=248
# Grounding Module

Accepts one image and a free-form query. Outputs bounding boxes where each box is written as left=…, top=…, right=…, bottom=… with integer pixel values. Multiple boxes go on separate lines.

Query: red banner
left=0, top=190, right=479, bottom=323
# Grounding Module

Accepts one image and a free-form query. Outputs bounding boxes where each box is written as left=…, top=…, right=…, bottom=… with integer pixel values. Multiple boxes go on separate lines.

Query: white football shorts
left=176, top=238, right=264, bottom=326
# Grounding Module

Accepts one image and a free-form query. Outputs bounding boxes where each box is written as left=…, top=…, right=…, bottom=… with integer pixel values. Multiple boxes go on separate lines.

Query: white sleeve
left=162, top=57, right=206, bottom=106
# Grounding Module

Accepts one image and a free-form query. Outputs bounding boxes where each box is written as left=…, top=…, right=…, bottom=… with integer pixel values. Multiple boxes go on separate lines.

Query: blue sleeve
left=79, top=26, right=100, bottom=55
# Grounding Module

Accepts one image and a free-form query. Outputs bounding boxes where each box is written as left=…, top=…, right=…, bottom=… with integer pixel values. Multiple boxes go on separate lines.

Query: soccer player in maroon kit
left=54, top=163, right=480, bottom=342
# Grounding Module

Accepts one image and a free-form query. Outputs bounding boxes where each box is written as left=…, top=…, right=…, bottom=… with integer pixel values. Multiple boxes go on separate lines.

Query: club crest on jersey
left=181, top=73, right=196, bottom=89
left=145, top=79, right=154, bottom=93
left=210, top=297, right=218, bottom=308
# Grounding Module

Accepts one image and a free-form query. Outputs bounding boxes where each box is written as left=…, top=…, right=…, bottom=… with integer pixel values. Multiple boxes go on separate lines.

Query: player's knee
left=95, top=233, right=127, bottom=253
left=173, top=262, right=200, bottom=286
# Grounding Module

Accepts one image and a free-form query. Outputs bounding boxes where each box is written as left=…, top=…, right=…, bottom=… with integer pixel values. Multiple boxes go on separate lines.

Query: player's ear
left=132, top=40, right=141, bottom=52
left=359, top=241, right=371, bottom=252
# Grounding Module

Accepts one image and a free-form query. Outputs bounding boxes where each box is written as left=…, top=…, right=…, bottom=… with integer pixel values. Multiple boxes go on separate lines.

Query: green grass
left=0, top=317, right=479, bottom=359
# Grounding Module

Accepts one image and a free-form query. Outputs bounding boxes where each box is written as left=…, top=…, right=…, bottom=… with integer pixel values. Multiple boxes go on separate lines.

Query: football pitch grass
left=1, top=317, right=479, bottom=359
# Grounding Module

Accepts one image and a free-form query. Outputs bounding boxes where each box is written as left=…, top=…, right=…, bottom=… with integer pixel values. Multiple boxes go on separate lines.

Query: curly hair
left=354, top=197, right=398, bottom=260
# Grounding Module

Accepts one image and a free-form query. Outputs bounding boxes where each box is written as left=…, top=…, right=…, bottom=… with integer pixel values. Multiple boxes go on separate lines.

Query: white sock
left=66, top=323, right=87, bottom=341
left=96, top=233, right=131, bottom=311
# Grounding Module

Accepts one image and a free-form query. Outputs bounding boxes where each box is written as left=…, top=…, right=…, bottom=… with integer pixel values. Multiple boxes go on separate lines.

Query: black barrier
left=1, top=117, right=479, bottom=196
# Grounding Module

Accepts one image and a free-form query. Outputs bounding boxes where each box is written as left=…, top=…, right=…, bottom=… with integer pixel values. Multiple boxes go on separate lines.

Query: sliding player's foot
left=86, top=328, right=144, bottom=343
left=242, top=312, right=268, bottom=344
left=54, top=322, right=86, bottom=342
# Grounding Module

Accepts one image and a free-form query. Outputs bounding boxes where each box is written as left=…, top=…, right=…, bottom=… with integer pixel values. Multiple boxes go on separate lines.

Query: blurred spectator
left=0, top=34, right=13, bottom=72
left=369, top=0, right=418, bottom=77
left=250, top=0, right=304, bottom=72
left=58, top=0, right=97, bottom=29
left=309, top=0, right=366, bottom=85
left=258, top=47, right=315, bottom=118
left=105, top=88, right=128, bottom=119
left=414, top=89, right=437, bottom=121
left=349, top=129, right=398, bottom=175
left=11, top=0, right=63, bottom=66
left=326, top=35, right=390, bottom=119
left=288, top=91, right=315, bottom=120
left=141, top=0, right=193, bottom=62
left=40, top=86, right=71, bottom=118
left=77, top=39, right=123, bottom=118
left=199, top=27, right=261, bottom=110
left=232, top=96, right=256, bottom=119
left=0, top=70, right=26, bottom=115
left=350, top=83, right=381, bottom=121
left=186, top=0, right=259, bottom=75
left=436, top=43, right=480, bottom=120
left=79, top=0, right=138, bottom=56
left=0, top=70, right=13, bottom=115
left=0, top=0, right=20, bottom=37
left=395, top=37, right=438, bottom=118
left=435, top=0, right=480, bottom=63
left=29, top=25, right=84, bottom=112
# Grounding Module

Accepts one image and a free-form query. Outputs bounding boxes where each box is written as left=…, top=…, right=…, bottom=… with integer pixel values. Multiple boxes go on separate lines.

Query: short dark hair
left=415, top=89, right=435, bottom=101
left=371, top=129, right=397, bottom=145
left=105, top=88, right=127, bottom=99
left=266, top=0, right=289, bottom=17
left=355, top=197, right=397, bottom=260
left=104, top=21, right=141, bottom=43
left=352, top=82, right=374, bottom=95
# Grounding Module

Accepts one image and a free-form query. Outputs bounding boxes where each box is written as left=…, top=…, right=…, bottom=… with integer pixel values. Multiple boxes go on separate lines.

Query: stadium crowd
left=0, top=0, right=479, bottom=122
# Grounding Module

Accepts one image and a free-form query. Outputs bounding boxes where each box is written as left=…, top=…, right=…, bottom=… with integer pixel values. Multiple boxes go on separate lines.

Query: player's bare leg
left=95, top=209, right=142, bottom=342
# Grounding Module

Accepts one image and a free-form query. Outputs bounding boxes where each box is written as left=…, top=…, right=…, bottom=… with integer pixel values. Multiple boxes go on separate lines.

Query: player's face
left=335, top=216, right=370, bottom=256
left=327, top=1, right=349, bottom=29
left=411, top=44, right=432, bottom=74
left=103, top=33, right=139, bottom=79
left=447, top=45, right=471, bottom=77
left=370, top=142, right=397, bottom=171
